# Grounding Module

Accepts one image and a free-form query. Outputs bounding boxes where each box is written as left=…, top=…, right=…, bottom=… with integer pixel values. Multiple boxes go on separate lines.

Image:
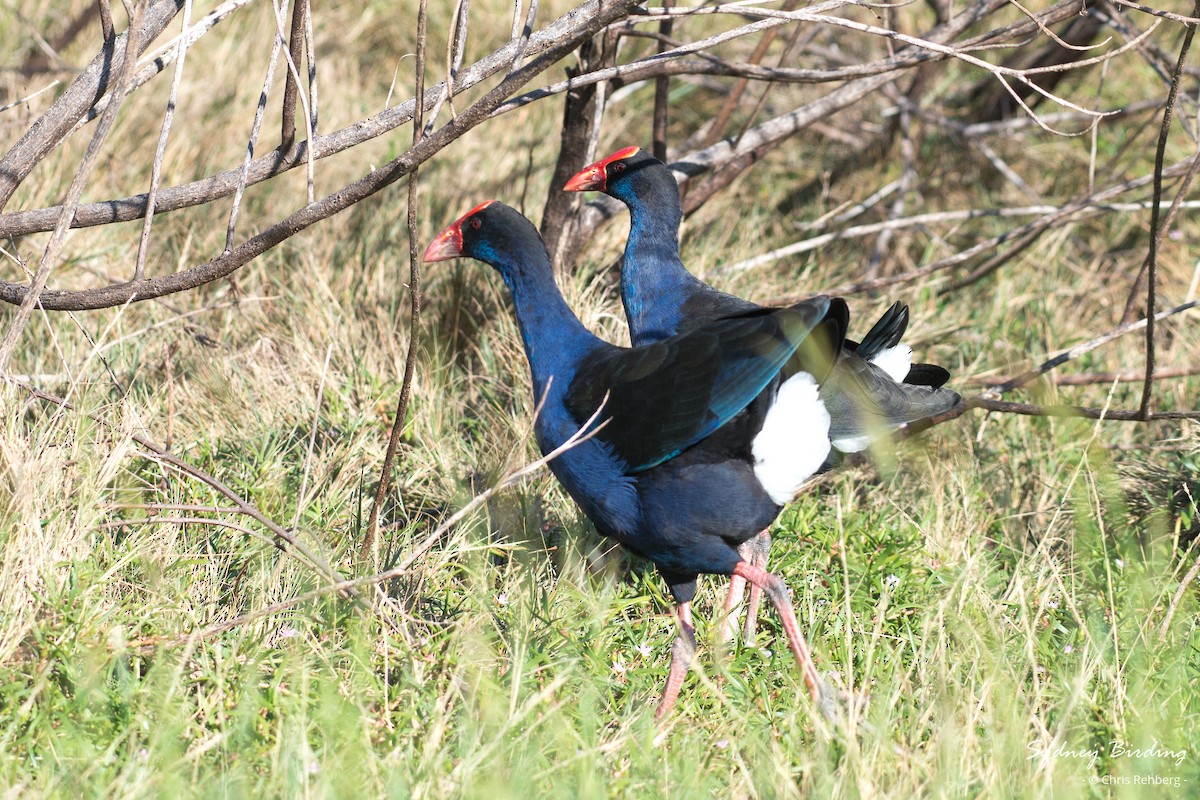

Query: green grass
left=3, top=0, right=1200, bottom=796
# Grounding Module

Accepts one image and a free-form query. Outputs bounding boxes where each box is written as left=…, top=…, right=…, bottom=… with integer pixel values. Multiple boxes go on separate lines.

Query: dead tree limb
left=540, top=31, right=615, bottom=272
left=279, top=0, right=308, bottom=152
left=0, top=0, right=148, bottom=371
left=1136, top=3, right=1199, bottom=418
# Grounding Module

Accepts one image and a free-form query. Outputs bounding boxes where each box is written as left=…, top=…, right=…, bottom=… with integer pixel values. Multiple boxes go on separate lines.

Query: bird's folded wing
left=565, top=298, right=832, bottom=471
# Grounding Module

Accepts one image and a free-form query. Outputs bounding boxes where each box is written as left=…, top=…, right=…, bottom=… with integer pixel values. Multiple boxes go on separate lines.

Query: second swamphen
left=565, top=146, right=960, bottom=642
left=425, top=200, right=849, bottom=720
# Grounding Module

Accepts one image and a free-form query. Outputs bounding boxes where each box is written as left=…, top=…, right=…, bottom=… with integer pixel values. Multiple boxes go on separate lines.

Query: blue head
left=425, top=199, right=597, bottom=396
left=564, top=146, right=681, bottom=223
left=424, top=199, right=554, bottom=293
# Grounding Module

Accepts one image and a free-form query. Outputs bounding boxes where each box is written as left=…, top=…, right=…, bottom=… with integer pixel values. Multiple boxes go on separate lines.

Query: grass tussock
left=1, top=0, right=1199, bottom=796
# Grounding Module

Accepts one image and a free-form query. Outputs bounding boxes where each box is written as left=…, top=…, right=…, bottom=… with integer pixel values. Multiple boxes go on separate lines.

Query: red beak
left=564, top=145, right=641, bottom=192
left=424, top=200, right=496, bottom=262
left=564, top=163, right=605, bottom=192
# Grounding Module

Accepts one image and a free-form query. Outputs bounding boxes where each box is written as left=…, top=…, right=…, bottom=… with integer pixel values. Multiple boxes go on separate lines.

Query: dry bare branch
left=76, top=0, right=258, bottom=131
left=0, top=0, right=641, bottom=312
left=1110, top=0, right=1200, bottom=26
left=1137, top=3, right=1199, bottom=418
left=0, top=0, right=148, bottom=371
left=976, top=366, right=1200, bottom=387
left=280, top=0, right=308, bottom=151
left=747, top=158, right=1200, bottom=300
left=224, top=13, right=284, bottom=252
left=135, top=0, right=193, bottom=282
left=979, top=301, right=1199, bottom=400
left=0, top=0, right=624, bottom=241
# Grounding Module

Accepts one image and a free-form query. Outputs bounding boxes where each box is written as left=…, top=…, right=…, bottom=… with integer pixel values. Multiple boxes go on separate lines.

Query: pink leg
left=722, top=558, right=750, bottom=644
left=741, top=531, right=771, bottom=645
left=722, top=530, right=771, bottom=644
left=655, top=602, right=696, bottom=720
left=733, top=561, right=830, bottom=713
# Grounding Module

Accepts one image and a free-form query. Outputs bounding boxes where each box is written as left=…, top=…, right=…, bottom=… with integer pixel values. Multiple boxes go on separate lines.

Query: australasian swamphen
left=565, top=146, right=960, bottom=644
left=425, top=200, right=850, bottom=720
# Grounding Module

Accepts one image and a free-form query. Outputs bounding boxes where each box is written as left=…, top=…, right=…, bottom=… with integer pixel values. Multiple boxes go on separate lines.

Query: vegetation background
left=0, top=0, right=1198, bottom=796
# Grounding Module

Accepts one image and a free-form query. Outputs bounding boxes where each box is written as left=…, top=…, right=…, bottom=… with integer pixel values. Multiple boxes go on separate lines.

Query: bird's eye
left=469, top=218, right=482, bottom=230
left=611, top=162, right=626, bottom=173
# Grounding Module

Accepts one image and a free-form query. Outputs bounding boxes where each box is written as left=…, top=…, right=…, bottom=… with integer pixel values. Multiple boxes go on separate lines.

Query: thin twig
left=971, top=398, right=1200, bottom=421
left=136, top=0, right=193, bottom=282
left=280, top=0, right=308, bottom=151
left=0, top=80, right=61, bottom=115
left=269, top=0, right=317, bottom=203
left=76, top=0, right=257, bottom=132
left=1109, top=0, right=1200, bottom=26
left=680, top=8, right=813, bottom=212
left=364, top=0, right=430, bottom=562
left=510, top=0, right=540, bottom=74
left=131, top=397, right=611, bottom=653
left=1159, top=547, right=1200, bottom=639
left=225, top=10, right=284, bottom=252
left=1138, top=3, right=1199, bottom=419
left=303, top=0, right=317, bottom=200
left=675, top=3, right=1149, bottom=133
left=698, top=0, right=799, bottom=150
left=936, top=220, right=1050, bottom=294
left=980, top=301, right=1198, bottom=399
left=902, top=300, right=1200, bottom=434
left=441, top=0, right=470, bottom=120
left=729, top=195, right=1200, bottom=276
left=975, top=365, right=1200, bottom=387
left=302, top=0, right=318, bottom=134
left=652, top=0, right=673, bottom=161
left=748, top=160, right=1199, bottom=302
left=9, top=378, right=354, bottom=594
left=99, top=0, right=115, bottom=43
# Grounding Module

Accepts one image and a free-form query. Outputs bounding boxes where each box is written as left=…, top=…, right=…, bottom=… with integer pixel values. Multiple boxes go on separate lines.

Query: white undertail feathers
left=751, top=372, right=831, bottom=505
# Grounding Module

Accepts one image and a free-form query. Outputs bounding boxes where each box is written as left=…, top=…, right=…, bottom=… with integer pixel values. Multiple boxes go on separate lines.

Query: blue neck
left=494, top=255, right=596, bottom=405
left=612, top=177, right=701, bottom=346
left=489, top=246, right=642, bottom=536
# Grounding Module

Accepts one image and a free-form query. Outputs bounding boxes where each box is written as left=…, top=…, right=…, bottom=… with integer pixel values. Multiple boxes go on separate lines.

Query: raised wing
left=823, top=352, right=961, bottom=445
